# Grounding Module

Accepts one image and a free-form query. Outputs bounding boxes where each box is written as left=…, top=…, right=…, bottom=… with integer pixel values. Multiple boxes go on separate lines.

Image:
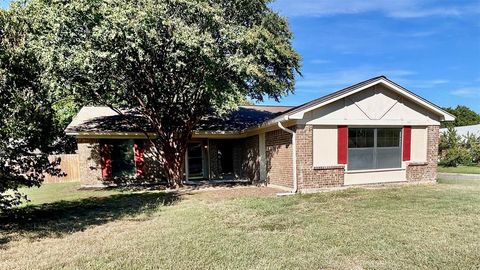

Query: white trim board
left=288, top=78, right=454, bottom=122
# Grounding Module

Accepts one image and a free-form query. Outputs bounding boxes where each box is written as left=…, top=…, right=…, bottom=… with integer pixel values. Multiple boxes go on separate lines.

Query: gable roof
left=65, top=76, right=455, bottom=135
left=65, top=105, right=294, bottom=135
left=278, top=76, right=455, bottom=121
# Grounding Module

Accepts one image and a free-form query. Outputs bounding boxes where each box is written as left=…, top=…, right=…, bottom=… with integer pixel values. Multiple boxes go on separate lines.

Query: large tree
left=27, top=0, right=300, bottom=187
left=442, top=105, right=480, bottom=128
left=0, top=5, right=59, bottom=210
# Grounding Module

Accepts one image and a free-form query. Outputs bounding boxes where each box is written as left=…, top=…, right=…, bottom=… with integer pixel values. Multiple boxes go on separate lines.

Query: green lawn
left=438, top=165, right=480, bottom=174
left=1, top=180, right=480, bottom=269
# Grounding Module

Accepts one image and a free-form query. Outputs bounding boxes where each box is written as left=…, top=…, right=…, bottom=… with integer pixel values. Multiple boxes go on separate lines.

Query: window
left=108, top=139, right=136, bottom=177
left=348, top=128, right=402, bottom=171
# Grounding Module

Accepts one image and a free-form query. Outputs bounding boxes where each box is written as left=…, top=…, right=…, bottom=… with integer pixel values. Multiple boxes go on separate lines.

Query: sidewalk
left=438, top=173, right=480, bottom=181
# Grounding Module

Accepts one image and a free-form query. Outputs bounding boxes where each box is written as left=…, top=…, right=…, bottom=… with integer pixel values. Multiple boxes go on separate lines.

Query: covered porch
left=185, top=136, right=263, bottom=184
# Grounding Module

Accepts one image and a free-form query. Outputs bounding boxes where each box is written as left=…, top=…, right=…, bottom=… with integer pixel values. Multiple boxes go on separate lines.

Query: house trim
left=286, top=78, right=454, bottom=121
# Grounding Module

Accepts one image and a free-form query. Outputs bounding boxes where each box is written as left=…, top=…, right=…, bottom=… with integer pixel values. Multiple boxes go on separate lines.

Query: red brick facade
left=77, top=138, right=103, bottom=186
left=406, top=126, right=439, bottom=182
left=265, top=128, right=294, bottom=188
left=265, top=124, right=439, bottom=191
left=77, top=125, right=439, bottom=188
left=296, top=125, right=345, bottom=190
left=265, top=125, right=345, bottom=190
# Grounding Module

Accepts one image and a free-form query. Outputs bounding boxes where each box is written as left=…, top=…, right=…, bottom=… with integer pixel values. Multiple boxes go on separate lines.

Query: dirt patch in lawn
left=179, top=186, right=283, bottom=202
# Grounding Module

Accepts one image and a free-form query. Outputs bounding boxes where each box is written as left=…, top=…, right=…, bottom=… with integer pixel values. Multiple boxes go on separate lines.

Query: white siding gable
left=302, top=85, right=441, bottom=126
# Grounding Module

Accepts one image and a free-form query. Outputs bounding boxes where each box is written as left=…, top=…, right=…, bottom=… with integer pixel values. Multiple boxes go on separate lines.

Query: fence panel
left=44, top=154, right=80, bottom=183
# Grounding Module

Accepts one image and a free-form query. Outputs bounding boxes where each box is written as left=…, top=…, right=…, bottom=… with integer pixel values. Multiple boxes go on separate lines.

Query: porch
left=185, top=136, right=262, bottom=184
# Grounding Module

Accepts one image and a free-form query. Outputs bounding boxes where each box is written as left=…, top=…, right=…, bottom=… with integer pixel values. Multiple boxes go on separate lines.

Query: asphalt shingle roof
left=65, top=105, right=294, bottom=134
left=65, top=76, right=454, bottom=135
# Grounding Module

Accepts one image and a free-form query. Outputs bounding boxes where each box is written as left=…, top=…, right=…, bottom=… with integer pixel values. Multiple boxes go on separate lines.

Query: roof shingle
left=65, top=105, right=294, bottom=134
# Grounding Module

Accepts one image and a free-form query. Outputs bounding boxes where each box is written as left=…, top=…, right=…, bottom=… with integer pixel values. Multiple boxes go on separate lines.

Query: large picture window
left=348, top=128, right=402, bottom=171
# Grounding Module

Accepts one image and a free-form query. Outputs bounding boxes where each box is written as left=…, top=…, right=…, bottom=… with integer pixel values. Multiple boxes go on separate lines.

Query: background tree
left=439, top=127, right=472, bottom=167
left=27, top=0, right=301, bottom=187
left=463, top=133, right=480, bottom=165
left=0, top=6, right=59, bottom=210
left=442, top=105, right=480, bottom=128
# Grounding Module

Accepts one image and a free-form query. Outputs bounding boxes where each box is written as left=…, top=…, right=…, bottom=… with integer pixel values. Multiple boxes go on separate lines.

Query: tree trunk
left=156, top=137, right=189, bottom=188
left=164, top=156, right=185, bottom=188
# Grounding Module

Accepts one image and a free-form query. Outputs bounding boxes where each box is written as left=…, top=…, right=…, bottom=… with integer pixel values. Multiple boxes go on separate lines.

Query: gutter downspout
left=277, top=119, right=298, bottom=195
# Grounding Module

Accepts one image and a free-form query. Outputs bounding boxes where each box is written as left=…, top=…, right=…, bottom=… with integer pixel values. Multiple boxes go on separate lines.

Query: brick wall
left=296, top=125, right=345, bottom=190
left=406, top=126, right=439, bottom=182
left=265, top=128, right=294, bottom=188
left=142, top=143, right=165, bottom=182
left=77, top=138, right=103, bottom=186
left=265, top=125, right=345, bottom=190
left=77, top=139, right=165, bottom=186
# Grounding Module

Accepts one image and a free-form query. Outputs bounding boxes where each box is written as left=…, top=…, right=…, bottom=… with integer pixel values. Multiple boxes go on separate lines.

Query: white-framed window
left=348, top=128, right=402, bottom=171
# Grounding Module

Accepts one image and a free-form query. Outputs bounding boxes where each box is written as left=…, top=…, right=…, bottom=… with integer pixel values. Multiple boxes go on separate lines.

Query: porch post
left=259, top=133, right=267, bottom=184
left=207, top=139, right=211, bottom=180
left=185, top=150, right=189, bottom=182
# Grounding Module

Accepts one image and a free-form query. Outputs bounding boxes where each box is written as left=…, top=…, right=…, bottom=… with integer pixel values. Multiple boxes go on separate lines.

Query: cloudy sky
left=267, top=0, right=480, bottom=111
left=2, top=0, right=480, bottom=111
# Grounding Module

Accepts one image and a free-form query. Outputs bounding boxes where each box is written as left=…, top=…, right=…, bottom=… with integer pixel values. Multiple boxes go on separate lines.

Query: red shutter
left=100, top=143, right=112, bottom=179
left=338, top=126, right=348, bottom=164
left=134, top=142, right=145, bottom=176
left=403, top=126, right=412, bottom=161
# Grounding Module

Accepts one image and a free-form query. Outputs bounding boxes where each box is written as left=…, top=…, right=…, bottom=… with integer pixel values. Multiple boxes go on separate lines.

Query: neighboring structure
left=66, top=76, right=455, bottom=192
left=440, top=124, right=480, bottom=138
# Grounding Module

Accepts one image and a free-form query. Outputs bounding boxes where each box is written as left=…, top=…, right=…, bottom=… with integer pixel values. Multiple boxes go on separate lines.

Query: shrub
left=439, top=146, right=472, bottom=167
left=463, top=133, right=480, bottom=165
left=439, top=128, right=480, bottom=167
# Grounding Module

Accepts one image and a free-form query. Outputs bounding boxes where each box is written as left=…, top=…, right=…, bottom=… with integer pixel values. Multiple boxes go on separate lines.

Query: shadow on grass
left=0, top=192, right=179, bottom=246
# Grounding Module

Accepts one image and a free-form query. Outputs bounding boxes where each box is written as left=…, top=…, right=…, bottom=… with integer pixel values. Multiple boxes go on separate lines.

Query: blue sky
left=266, top=0, right=480, bottom=112
left=2, top=0, right=480, bottom=112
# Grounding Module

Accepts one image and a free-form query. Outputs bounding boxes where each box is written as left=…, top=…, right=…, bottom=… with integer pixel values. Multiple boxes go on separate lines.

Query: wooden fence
left=44, top=154, right=80, bottom=183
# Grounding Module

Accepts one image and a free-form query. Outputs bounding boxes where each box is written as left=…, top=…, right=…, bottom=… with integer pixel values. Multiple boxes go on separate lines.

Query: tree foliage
left=0, top=6, right=59, bottom=210
left=463, top=133, right=480, bottom=165
left=439, top=127, right=480, bottom=167
left=27, top=0, right=301, bottom=187
left=442, top=105, right=480, bottom=128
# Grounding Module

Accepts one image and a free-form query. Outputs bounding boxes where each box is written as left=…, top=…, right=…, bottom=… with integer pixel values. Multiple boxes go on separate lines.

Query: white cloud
left=294, top=67, right=454, bottom=95
left=271, top=0, right=478, bottom=18
left=310, top=59, right=331, bottom=64
left=405, top=79, right=449, bottom=89
left=295, top=67, right=416, bottom=93
left=451, top=87, right=480, bottom=97
left=398, top=31, right=438, bottom=38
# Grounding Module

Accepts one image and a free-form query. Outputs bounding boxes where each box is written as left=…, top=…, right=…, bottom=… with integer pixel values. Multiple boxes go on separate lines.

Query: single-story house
left=66, top=76, right=455, bottom=192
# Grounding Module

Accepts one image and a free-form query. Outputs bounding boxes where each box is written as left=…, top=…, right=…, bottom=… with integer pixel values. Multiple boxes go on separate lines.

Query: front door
left=187, top=142, right=204, bottom=180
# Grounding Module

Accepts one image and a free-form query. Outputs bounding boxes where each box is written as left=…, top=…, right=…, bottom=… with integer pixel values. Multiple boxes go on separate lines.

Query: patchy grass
left=1, top=180, right=479, bottom=269
left=438, top=165, right=480, bottom=174
left=18, top=182, right=126, bottom=205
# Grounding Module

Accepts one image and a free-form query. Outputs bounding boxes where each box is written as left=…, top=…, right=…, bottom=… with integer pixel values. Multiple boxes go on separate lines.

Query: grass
left=438, top=165, right=480, bottom=174
left=17, top=182, right=127, bottom=205
left=1, top=180, right=480, bottom=269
